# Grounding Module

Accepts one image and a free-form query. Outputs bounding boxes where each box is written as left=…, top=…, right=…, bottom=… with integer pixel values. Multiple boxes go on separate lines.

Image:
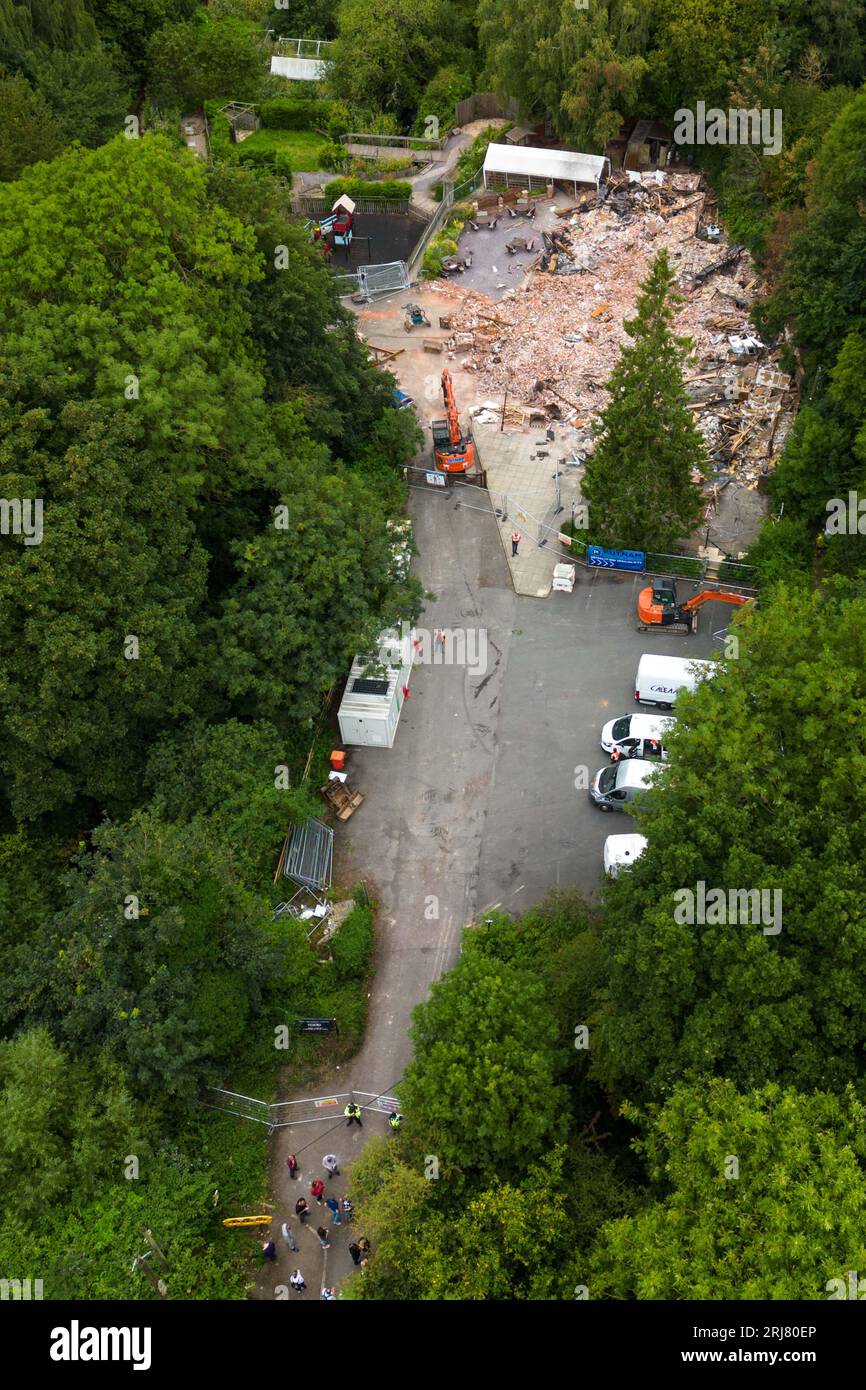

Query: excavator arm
left=680, top=590, right=750, bottom=614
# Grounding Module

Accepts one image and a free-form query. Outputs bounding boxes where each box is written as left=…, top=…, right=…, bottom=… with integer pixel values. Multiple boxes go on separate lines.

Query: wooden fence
left=455, top=92, right=519, bottom=126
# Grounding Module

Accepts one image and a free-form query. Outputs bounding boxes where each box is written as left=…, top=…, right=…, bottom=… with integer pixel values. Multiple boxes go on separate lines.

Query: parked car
left=601, top=712, right=675, bottom=760
left=588, top=758, right=659, bottom=812
left=603, top=834, right=648, bottom=877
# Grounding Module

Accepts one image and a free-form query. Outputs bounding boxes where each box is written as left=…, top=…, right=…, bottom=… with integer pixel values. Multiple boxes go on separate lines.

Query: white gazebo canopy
left=483, top=143, right=609, bottom=191
left=270, top=55, right=330, bottom=81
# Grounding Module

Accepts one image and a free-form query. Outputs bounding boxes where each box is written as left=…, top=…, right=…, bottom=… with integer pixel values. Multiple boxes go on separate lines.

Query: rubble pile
left=434, top=168, right=798, bottom=489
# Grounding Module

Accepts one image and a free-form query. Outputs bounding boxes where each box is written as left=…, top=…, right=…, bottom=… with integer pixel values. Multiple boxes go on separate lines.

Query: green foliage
left=234, top=132, right=293, bottom=182
left=147, top=15, right=264, bottom=109
left=412, top=64, right=473, bottom=137
left=400, top=950, right=568, bottom=1178
left=89, top=0, right=200, bottom=77
left=452, top=124, right=501, bottom=190
left=323, top=176, right=412, bottom=202
left=318, top=141, right=347, bottom=172
left=0, top=1030, right=143, bottom=1222
left=478, top=0, right=650, bottom=150
left=0, top=71, right=65, bottom=180
left=745, top=514, right=813, bottom=586
left=594, top=584, right=866, bottom=1103
left=326, top=0, right=468, bottom=126
left=580, top=250, right=706, bottom=550
left=330, top=904, right=374, bottom=982
left=26, top=47, right=131, bottom=150
left=0, top=388, right=207, bottom=820
left=259, top=97, right=338, bottom=131
left=421, top=207, right=468, bottom=278
left=39, top=812, right=292, bottom=1096
left=144, top=719, right=316, bottom=886
left=216, top=462, right=422, bottom=727
left=591, top=1081, right=866, bottom=1300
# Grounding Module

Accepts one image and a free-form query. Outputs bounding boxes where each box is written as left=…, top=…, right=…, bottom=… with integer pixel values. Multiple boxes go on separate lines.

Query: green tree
left=147, top=15, right=265, bottom=109
left=88, top=0, right=199, bottom=77
left=767, top=89, right=866, bottom=364
left=399, top=951, right=567, bottom=1177
left=0, top=388, right=207, bottom=820
left=326, top=0, right=466, bottom=126
left=144, top=718, right=316, bottom=882
left=594, top=584, right=866, bottom=1103
left=0, top=1029, right=142, bottom=1223
left=216, top=460, right=422, bottom=728
left=591, top=1081, right=866, bottom=1300
left=0, top=71, right=65, bottom=179
left=581, top=250, right=706, bottom=551
left=0, top=135, right=274, bottom=503
left=37, top=812, right=297, bottom=1096
left=29, top=47, right=131, bottom=148
left=479, top=0, right=650, bottom=149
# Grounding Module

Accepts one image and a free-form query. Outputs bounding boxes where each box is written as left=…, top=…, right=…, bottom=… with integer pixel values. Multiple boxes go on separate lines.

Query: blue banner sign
left=587, top=545, right=645, bottom=572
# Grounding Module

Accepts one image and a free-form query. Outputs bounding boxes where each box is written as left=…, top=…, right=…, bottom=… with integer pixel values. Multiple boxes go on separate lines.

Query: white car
left=600, top=712, right=675, bottom=760
left=603, top=834, right=648, bottom=878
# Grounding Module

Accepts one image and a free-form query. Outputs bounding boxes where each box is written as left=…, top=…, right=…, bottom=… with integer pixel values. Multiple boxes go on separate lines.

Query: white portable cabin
left=338, top=628, right=415, bottom=749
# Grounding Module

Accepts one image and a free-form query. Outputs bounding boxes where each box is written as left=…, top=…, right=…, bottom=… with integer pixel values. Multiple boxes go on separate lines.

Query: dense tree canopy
left=594, top=584, right=866, bottom=1103
left=591, top=1081, right=866, bottom=1300
left=581, top=251, right=706, bottom=550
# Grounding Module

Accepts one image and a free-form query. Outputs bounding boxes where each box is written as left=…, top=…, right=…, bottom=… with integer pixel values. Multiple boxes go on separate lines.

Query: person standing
left=323, top=1154, right=340, bottom=1179
left=348, top=1242, right=362, bottom=1266
left=262, top=1239, right=277, bottom=1262
left=357, top=1236, right=371, bottom=1259
left=339, top=1198, right=354, bottom=1222
left=321, top=1286, right=337, bottom=1301
left=310, top=1178, right=325, bottom=1205
left=388, top=1111, right=403, bottom=1133
left=316, top=1226, right=331, bottom=1250
left=344, top=1101, right=362, bottom=1127
left=511, top=529, right=521, bottom=557
left=325, top=1196, right=342, bottom=1226
left=285, top=1153, right=299, bottom=1178
left=281, top=1222, right=298, bottom=1253
left=295, top=1196, right=310, bottom=1224
left=289, top=1269, right=306, bottom=1292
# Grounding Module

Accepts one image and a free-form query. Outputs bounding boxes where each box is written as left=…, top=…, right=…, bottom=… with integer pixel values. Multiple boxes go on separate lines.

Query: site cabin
left=337, top=628, right=415, bottom=749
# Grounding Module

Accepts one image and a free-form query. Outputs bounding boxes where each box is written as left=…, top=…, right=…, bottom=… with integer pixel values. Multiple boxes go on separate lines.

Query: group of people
left=258, top=1142, right=378, bottom=1299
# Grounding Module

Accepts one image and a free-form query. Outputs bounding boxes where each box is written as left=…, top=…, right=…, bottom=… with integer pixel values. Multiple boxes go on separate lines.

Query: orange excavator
left=432, top=369, right=476, bottom=474
left=637, top=577, right=751, bottom=633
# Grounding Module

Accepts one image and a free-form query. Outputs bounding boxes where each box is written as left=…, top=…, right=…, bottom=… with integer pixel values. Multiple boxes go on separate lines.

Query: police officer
left=388, top=1111, right=403, bottom=1133
left=344, top=1101, right=363, bottom=1127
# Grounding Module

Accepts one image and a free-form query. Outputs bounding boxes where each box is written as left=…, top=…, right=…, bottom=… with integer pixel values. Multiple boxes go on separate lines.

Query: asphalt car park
left=474, top=564, right=720, bottom=909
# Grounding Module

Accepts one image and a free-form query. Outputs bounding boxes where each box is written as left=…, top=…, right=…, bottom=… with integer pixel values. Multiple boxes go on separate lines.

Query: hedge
left=259, top=98, right=349, bottom=140
left=323, top=177, right=413, bottom=203
left=330, top=904, right=375, bottom=982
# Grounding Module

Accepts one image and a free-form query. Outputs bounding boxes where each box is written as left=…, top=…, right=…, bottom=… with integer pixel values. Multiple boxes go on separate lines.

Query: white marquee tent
left=482, top=143, right=609, bottom=194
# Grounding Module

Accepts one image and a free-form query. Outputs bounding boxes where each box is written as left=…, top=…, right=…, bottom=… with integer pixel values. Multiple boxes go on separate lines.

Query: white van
left=601, top=713, right=675, bottom=760
left=634, top=653, right=714, bottom=708
left=589, top=758, right=659, bottom=811
left=603, top=834, right=648, bottom=877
